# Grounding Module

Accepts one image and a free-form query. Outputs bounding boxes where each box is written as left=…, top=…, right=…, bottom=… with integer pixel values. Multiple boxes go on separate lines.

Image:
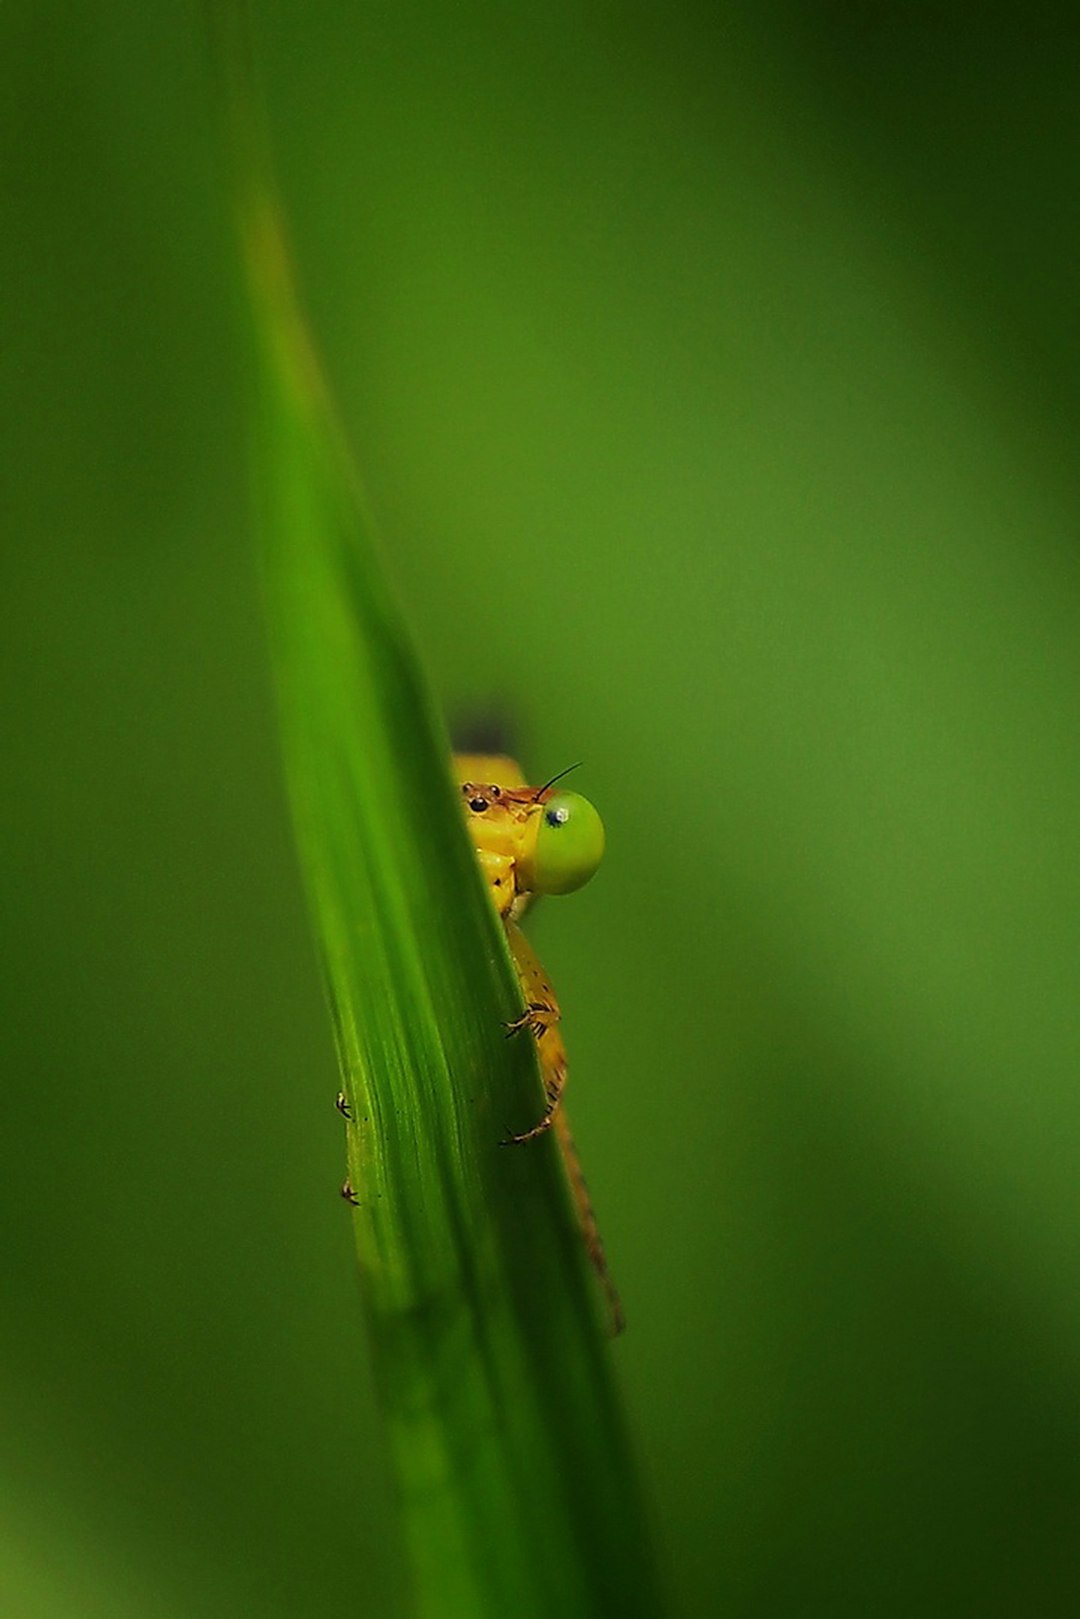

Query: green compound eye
left=523, top=790, right=605, bottom=895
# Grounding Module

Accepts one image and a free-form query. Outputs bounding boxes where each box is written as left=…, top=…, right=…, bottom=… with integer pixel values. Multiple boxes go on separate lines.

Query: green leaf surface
left=225, top=26, right=663, bottom=1619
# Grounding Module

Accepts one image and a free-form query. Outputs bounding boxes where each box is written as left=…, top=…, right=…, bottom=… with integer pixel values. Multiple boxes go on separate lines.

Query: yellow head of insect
left=519, top=791, right=605, bottom=895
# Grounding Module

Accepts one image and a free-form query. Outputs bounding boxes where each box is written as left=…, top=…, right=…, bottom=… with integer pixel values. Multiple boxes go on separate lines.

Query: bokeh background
left=4, top=3, right=1080, bottom=1615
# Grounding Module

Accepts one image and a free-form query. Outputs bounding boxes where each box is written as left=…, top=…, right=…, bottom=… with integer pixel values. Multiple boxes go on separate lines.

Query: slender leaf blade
left=222, top=27, right=665, bottom=1616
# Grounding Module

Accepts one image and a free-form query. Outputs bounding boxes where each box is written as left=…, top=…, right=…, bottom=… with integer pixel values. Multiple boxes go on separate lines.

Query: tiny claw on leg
left=335, top=1091, right=352, bottom=1119
left=341, top=1179, right=360, bottom=1205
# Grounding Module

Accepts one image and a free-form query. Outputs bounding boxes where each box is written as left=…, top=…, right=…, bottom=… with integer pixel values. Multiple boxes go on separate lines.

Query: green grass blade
left=218, top=19, right=664, bottom=1618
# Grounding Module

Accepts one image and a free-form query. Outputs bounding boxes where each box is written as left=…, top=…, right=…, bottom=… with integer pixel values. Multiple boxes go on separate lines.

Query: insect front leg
left=501, top=920, right=567, bottom=1143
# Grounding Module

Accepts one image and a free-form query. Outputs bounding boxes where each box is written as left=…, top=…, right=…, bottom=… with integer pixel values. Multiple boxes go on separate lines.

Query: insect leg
left=501, top=922, right=624, bottom=1332
left=501, top=920, right=567, bottom=1141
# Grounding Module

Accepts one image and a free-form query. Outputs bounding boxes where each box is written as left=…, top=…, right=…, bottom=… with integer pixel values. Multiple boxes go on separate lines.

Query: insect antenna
left=532, top=762, right=583, bottom=801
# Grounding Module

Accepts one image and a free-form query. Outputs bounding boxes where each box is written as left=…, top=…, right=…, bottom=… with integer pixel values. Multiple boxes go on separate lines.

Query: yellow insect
left=455, top=752, right=624, bottom=1334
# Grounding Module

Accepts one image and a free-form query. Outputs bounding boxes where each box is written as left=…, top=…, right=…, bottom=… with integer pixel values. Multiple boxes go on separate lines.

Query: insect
left=454, top=751, right=624, bottom=1334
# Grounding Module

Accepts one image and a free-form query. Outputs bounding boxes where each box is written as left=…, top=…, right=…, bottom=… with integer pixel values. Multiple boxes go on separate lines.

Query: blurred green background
left=4, top=3, right=1080, bottom=1615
